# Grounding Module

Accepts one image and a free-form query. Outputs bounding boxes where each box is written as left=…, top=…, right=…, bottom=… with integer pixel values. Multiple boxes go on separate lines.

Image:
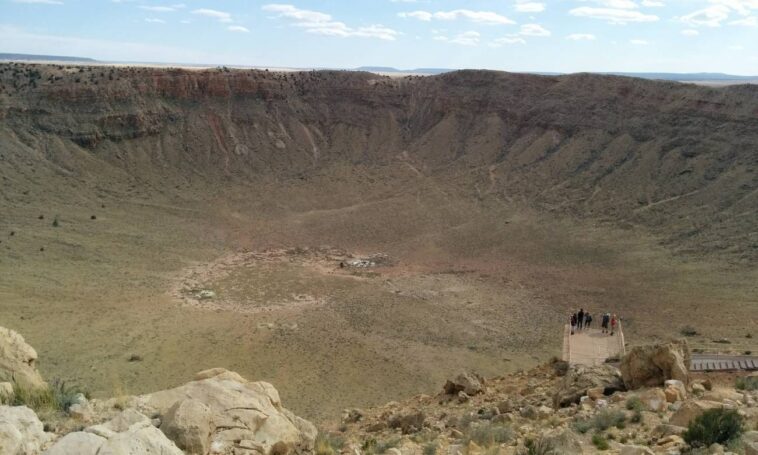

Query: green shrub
left=11, top=379, right=86, bottom=414
left=573, top=419, right=593, bottom=434
left=315, top=433, right=344, bottom=455
left=517, top=437, right=557, bottom=455
left=735, top=376, right=758, bottom=391
left=363, top=437, right=400, bottom=455
left=592, top=434, right=609, bottom=450
left=683, top=408, right=744, bottom=448
left=465, top=422, right=513, bottom=447
left=626, top=397, right=644, bottom=412
left=680, top=326, right=698, bottom=337
left=631, top=410, right=643, bottom=424
left=423, top=442, right=438, bottom=455
left=573, top=409, right=626, bottom=434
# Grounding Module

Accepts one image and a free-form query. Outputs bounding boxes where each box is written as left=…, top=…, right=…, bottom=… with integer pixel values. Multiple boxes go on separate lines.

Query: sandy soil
left=2, top=178, right=755, bottom=422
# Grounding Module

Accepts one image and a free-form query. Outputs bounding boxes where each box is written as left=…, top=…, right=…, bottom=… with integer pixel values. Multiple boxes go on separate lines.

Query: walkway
left=562, top=324, right=626, bottom=366
left=691, top=355, right=758, bottom=372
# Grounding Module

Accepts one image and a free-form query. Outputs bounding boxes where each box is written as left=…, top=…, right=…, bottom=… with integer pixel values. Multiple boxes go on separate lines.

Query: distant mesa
left=0, top=53, right=97, bottom=63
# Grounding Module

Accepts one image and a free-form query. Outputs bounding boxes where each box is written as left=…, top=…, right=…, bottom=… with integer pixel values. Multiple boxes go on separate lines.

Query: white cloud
left=566, top=33, right=596, bottom=40
left=580, top=0, right=639, bottom=9
left=641, top=0, right=665, bottom=6
left=492, top=36, right=527, bottom=46
left=710, top=0, right=758, bottom=16
left=681, top=28, right=700, bottom=35
left=191, top=8, right=232, bottom=23
left=145, top=18, right=165, bottom=23
left=139, top=5, right=185, bottom=12
left=730, top=15, right=758, bottom=25
left=679, top=1, right=758, bottom=28
left=434, top=30, right=481, bottom=46
left=514, top=1, right=545, bottom=13
left=399, top=9, right=515, bottom=25
left=519, top=23, right=551, bottom=36
left=12, top=0, right=63, bottom=4
left=263, top=4, right=331, bottom=23
left=679, top=5, right=731, bottom=27
left=398, top=11, right=433, bottom=21
left=263, top=4, right=400, bottom=40
left=569, top=7, right=660, bottom=23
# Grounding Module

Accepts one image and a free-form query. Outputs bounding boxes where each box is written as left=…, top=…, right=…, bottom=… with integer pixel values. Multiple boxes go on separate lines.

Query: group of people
left=569, top=309, right=618, bottom=336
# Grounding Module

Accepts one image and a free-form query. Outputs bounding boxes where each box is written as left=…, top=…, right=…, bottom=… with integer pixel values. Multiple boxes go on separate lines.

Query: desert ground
left=2, top=170, right=755, bottom=422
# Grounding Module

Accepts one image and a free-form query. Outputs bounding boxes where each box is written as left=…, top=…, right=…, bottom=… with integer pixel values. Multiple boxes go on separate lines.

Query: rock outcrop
left=135, top=368, right=317, bottom=455
left=45, top=408, right=183, bottom=455
left=0, top=405, right=51, bottom=454
left=553, top=364, right=625, bottom=407
left=0, top=327, right=46, bottom=390
left=620, top=340, right=690, bottom=389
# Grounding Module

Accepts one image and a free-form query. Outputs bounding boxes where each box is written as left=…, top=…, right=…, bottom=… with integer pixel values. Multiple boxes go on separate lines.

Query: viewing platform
left=562, top=323, right=626, bottom=366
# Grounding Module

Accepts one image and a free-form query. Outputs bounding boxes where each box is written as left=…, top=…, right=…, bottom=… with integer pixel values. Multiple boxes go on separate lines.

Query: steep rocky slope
left=1, top=63, right=756, bottom=263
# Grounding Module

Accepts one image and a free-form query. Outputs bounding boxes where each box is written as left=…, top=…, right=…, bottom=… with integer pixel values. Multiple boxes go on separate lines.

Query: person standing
left=610, top=314, right=617, bottom=336
left=578, top=308, right=585, bottom=331
left=601, top=313, right=609, bottom=334
left=585, top=312, right=592, bottom=329
left=570, top=313, right=577, bottom=335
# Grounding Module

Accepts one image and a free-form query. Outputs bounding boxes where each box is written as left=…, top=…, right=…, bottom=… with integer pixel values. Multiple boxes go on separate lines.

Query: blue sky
left=1, top=0, right=757, bottom=74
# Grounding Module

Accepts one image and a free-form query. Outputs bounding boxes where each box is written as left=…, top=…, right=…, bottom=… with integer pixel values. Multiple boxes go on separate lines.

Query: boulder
left=68, top=402, right=93, bottom=422
left=553, top=364, right=624, bottom=408
left=744, top=431, right=758, bottom=455
left=701, top=389, right=744, bottom=403
left=86, top=408, right=150, bottom=439
left=97, top=421, right=183, bottom=455
left=637, top=388, right=668, bottom=411
left=540, top=429, right=583, bottom=455
left=651, top=424, right=687, bottom=438
left=0, top=405, right=51, bottom=455
left=388, top=410, right=425, bottom=434
left=0, top=327, right=46, bottom=390
left=620, top=445, right=655, bottom=455
left=665, top=380, right=687, bottom=400
left=160, top=398, right=214, bottom=454
left=587, top=387, right=605, bottom=400
left=135, top=368, right=316, bottom=454
left=443, top=372, right=486, bottom=396
left=620, top=340, right=690, bottom=389
left=341, top=408, right=364, bottom=424
left=669, top=400, right=722, bottom=427
left=656, top=434, right=686, bottom=451
left=43, top=432, right=106, bottom=455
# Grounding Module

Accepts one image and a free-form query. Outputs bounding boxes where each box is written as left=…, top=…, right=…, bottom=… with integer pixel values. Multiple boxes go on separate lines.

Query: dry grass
left=1, top=171, right=756, bottom=424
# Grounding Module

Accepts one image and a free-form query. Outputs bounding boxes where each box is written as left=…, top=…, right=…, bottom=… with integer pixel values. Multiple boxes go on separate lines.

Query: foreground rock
left=0, top=327, right=46, bottom=390
left=0, top=405, right=52, bottom=454
left=620, top=340, right=690, bottom=389
left=443, top=372, right=486, bottom=397
left=134, top=368, right=316, bottom=455
left=45, top=409, right=183, bottom=455
left=553, top=364, right=624, bottom=407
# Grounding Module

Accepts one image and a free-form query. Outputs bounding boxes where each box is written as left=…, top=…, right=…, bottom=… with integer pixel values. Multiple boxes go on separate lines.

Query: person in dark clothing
left=578, top=309, right=584, bottom=330
left=570, top=313, right=577, bottom=335
left=585, top=313, right=592, bottom=329
left=601, top=313, right=610, bottom=334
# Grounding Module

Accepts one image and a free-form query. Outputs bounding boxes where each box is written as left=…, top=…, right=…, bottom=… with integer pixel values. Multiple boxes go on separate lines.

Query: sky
left=1, top=0, right=757, bottom=74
